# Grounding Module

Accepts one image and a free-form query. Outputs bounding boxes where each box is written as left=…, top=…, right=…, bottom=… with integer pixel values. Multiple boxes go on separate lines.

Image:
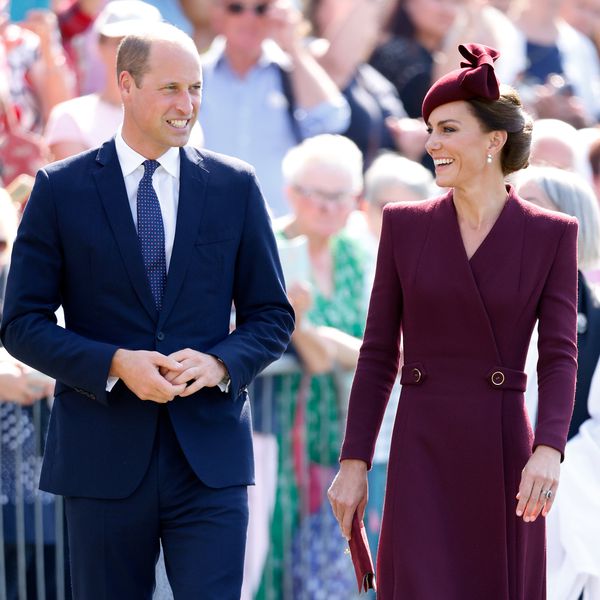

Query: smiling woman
left=329, top=43, right=579, bottom=600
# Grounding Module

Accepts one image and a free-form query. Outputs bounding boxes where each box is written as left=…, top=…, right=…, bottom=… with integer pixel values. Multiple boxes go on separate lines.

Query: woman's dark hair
left=467, top=86, right=533, bottom=176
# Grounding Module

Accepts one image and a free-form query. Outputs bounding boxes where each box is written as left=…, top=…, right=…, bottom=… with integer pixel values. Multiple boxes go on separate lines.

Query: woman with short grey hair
left=517, top=165, right=600, bottom=600
left=517, top=165, right=600, bottom=437
left=517, top=166, right=600, bottom=270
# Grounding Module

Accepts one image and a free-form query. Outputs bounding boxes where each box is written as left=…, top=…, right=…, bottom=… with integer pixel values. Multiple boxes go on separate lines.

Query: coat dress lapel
left=442, top=187, right=526, bottom=367
left=416, top=191, right=501, bottom=366
left=461, top=187, right=527, bottom=365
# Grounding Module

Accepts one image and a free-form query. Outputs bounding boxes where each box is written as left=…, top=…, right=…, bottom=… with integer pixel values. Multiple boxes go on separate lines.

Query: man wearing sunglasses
left=200, top=0, right=350, bottom=218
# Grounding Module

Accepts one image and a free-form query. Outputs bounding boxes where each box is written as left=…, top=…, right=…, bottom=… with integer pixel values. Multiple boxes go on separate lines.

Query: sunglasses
left=225, top=2, right=269, bottom=15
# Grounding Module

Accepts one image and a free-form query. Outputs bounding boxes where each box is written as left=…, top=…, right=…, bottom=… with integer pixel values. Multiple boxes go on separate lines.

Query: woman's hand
left=516, top=445, right=561, bottom=522
left=327, top=459, right=368, bottom=540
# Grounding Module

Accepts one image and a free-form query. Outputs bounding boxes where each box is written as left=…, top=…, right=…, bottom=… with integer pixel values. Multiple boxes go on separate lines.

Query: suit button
left=491, top=371, right=505, bottom=386
left=156, top=332, right=165, bottom=341
left=412, top=368, right=422, bottom=383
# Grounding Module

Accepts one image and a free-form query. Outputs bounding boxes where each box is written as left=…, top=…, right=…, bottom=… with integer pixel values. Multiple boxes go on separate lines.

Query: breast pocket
left=189, top=234, right=236, bottom=295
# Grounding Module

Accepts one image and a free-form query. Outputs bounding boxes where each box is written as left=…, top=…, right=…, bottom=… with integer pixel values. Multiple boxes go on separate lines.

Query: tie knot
left=142, top=159, right=160, bottom=178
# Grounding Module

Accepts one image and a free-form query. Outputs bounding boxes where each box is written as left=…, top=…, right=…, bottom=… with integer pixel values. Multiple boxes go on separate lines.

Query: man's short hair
left=116, top=23, right=198, bottom=87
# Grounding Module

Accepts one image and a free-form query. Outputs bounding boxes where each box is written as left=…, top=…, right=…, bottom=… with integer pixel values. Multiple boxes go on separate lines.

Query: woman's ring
left=543, top=489, right=553, bottom=500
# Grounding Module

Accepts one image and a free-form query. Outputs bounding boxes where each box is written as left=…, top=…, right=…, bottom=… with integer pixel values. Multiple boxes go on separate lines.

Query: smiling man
left=0, top=23, right=294, bottom=599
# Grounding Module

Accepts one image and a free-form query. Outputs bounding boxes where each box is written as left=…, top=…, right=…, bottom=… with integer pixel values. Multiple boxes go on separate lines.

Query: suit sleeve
left=208, top=170, right=295, bottom=398
left=340, top=205, right=403, bottom=468
left=534, top=218, right=579, bottom=458
left=0, top=169, right=118, bottom=405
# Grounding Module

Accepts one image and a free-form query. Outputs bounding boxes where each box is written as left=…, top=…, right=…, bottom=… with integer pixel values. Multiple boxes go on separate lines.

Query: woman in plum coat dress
left=328, top=43, right=578, bottom=600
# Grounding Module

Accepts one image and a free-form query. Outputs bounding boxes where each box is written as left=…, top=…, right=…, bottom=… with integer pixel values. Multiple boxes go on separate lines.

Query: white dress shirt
left=114, top=130, right=180, bottom=269
left=106, top=132, right=179, bottom=392
left=108, top=133, right=229, bottom=393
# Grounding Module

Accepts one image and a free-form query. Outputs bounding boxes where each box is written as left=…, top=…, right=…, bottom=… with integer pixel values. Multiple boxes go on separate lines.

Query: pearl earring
left=487, top=153, right=493, bottom=164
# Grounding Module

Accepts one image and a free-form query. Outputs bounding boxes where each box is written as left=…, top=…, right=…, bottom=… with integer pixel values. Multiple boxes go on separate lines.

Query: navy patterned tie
left=137, top=159, right=167, bottom=311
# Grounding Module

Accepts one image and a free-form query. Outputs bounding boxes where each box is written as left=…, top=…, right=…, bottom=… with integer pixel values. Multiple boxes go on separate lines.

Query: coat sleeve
left=340, top=205, right=403, bottom=468
left=534, top=218, right=579, bottom=457
left=0, top=168, right=118, bottom=405
left=208, top=169, right=295, bottom=399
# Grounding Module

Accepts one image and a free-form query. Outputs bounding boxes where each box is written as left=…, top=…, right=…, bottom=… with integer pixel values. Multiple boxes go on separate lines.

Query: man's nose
left=176, top=91, right=194, bottom=114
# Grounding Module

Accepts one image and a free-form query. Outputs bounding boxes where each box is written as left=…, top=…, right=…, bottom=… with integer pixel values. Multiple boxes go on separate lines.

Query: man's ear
left=119, top=71, right=133, bottom=95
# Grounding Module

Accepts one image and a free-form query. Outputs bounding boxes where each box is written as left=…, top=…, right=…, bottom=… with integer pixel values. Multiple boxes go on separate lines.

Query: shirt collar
left=115, top=129, right=180, bottom=179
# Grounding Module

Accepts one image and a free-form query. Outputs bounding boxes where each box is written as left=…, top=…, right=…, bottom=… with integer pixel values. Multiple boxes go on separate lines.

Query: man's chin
left=168, top=132, right=192, bottom=147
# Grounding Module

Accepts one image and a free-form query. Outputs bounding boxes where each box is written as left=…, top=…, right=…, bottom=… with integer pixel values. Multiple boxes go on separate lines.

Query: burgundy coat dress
left=340, top=187, right=578, bottom=599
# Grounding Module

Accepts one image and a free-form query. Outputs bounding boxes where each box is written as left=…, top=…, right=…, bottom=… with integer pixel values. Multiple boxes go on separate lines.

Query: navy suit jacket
left=0, top=140, right=294, bottom=499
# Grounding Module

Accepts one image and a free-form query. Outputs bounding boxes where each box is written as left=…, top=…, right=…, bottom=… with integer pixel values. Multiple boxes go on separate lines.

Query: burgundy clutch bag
left=348, top=512, right=377, bottom=593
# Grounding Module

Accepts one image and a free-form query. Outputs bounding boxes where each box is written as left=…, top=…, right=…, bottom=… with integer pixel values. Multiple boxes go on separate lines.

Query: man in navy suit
left=0, top=23, right=294, bottom=599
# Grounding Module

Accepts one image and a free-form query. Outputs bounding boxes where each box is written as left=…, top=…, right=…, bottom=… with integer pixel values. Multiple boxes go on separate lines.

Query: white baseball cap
left=94, top=0, right=163, bottom=38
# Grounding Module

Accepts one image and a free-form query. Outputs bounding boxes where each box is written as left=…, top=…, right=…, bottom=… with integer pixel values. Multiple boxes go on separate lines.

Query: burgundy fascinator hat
left=422, top=43, right=501, bottom=123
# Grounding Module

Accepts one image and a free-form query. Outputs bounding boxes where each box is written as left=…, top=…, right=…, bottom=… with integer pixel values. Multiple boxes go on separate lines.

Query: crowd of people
left=0, top=0, right=599, bottom=598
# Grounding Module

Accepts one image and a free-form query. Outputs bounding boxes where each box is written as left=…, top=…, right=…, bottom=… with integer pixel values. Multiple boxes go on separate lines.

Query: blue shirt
left=200, top=38, right=350, bottom=217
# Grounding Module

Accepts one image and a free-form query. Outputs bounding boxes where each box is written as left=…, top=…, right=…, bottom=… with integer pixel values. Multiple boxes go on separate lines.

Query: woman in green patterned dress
left=256, top=135, right=368, bottom=599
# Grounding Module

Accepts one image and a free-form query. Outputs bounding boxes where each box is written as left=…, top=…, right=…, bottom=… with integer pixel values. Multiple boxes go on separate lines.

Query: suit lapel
left=93, top=140, right=157, bottom=321
left=158, top=147, right=209, bottom=327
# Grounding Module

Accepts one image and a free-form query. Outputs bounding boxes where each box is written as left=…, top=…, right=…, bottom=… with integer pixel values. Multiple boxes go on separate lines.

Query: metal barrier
left=0, top=400, right=67, bottom=600
left=0, top=355, right=354, bottom=600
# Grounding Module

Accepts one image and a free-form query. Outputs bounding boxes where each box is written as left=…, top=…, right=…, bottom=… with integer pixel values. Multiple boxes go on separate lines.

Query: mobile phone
left=9, top=0, right=51, bottom=23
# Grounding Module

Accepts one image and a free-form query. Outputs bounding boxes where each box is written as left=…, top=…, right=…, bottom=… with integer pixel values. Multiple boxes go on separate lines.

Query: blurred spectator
left=56, top=0, right=101, bottom=92
left=43, top=0, right=164, bottom=160
left=199, top=0, right=350, bottom=217
left=517, top=171, right=600, bottom=600
left=439, top=0, right=526, bottom=86
left=546, top=355, right=600, bottom=600
left=368, top=0, right=464, bottom=119
left=560, top=0, right=600, bottom=47
left=529, top=118, right=581, bottom=172
left=587, top=131, right=600, bottom=202
left=346, top=151, right=438, bottom=288
left=511, top=0, right=600, bottom=126
left=485, top=0, right=510, bottom=12
left=517, top=166, right=600, bottom=438
left=0, top=187, right=68, bottom=600
left=306, top=0, right=411, bottom=168
left=255, top=134, right=366, bottom=599
left=0, top=0, right=74, bottom=132
left=178, top=0, right=216, bottom=50
left=143, top=0, right=193, bottom=33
